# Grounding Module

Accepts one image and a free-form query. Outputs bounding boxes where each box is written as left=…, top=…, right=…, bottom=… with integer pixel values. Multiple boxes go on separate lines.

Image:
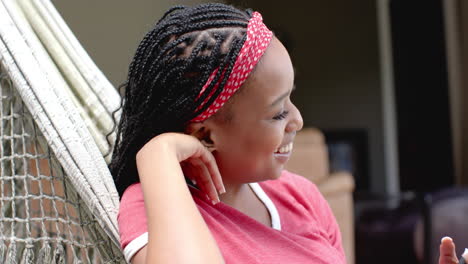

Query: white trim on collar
left=248, top=182, right=281, bottom=230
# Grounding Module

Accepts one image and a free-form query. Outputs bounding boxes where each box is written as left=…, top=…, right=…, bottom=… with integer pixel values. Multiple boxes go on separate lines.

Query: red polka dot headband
left=191, top=12, right=273, bottom=122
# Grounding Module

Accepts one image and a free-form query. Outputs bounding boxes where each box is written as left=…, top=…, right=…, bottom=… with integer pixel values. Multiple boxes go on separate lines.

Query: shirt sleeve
left=118, top=183, right=149, bottom=262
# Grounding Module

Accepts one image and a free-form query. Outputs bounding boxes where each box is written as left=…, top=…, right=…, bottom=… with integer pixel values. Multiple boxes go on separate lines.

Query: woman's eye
left=273, top=110, right=289, bottom=120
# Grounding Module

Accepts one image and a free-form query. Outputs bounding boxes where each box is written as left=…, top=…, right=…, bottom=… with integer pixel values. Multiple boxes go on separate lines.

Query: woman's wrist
left=137, top=134, right=176, bottom=162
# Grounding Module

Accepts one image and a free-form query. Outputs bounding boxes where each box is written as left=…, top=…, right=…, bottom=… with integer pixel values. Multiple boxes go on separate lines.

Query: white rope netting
left=0, top=71, right=124, bottom=263
left=0, top=0, right=125, bottom=262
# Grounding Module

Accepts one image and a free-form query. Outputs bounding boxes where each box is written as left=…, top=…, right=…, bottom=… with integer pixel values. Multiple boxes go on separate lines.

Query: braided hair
left=109, top=3, right=253, bottom=196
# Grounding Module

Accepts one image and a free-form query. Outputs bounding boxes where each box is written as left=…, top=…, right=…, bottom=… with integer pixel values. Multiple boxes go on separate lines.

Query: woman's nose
left=286, top=103, right=303, bottom=133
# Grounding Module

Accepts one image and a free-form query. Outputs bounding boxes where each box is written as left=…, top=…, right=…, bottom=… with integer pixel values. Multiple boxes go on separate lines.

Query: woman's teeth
left=276, top=142, right=293, bottom=154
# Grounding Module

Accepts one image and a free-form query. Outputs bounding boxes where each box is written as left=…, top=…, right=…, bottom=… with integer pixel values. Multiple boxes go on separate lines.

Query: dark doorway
left=390, top=0, right=454, bottom=192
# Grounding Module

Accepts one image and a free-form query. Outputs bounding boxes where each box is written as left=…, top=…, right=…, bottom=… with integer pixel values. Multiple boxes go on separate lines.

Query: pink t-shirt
left=118, top=171, right=346, bottom=263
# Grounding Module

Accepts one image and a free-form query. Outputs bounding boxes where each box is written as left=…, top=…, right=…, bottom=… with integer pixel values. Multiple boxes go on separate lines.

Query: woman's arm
left=133, top=133, right=225, bottom=264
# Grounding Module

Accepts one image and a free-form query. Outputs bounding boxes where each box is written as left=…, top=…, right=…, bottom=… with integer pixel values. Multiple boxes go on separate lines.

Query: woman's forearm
left=137, top=142, right=224, bottom=264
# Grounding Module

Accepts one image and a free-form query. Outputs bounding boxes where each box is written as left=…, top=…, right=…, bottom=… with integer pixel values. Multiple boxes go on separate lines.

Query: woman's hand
left=135, top=132, right=225, bottom=264
left=439, top=237, right=467, bottom=264
left=137, top=132, right=225, bottom=203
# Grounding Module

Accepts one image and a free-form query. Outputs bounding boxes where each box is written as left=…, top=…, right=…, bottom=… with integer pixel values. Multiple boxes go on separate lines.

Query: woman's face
left=207, top=37, right=303, bottom=185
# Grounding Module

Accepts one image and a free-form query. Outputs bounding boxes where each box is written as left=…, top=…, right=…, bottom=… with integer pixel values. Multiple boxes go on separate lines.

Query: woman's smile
left=273, top=142, right=293, bottom=163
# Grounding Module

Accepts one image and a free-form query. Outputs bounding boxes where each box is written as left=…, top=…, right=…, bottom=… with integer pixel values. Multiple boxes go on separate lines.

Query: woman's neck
left=219, top=181, right=251, bottom=208
left=219, top=181, right=272, bottom=227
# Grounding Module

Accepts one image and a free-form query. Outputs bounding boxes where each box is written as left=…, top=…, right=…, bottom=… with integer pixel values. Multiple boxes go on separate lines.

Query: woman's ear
left=185, top=122, right=216, bottom=151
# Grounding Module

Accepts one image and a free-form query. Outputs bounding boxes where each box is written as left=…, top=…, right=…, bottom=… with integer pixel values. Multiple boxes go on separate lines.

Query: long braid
left=110, top=3, right=252, bottom=196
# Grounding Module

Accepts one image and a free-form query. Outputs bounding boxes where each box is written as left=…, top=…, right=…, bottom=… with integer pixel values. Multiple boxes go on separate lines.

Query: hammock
left=0, top=0, right=125, bottom=262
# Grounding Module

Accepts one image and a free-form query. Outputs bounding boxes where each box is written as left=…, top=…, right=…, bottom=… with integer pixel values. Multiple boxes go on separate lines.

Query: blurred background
left=53, top=0, right=468, bottom=263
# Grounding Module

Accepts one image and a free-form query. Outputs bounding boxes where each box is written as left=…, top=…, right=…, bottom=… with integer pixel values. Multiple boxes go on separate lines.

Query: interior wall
left=55, top=0, right=385, bottom=192
left=53, top=0, right=218, bottom=87
left=229, top=0, right=384, bottom=193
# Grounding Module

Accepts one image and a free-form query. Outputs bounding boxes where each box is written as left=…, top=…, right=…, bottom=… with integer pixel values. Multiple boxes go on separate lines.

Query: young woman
left=111, top=3, right=463, bottom=264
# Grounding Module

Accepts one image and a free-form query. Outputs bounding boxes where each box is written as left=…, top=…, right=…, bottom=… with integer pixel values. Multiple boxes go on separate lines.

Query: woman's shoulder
left=117, top=183, right=147, bottom=251
left=118, top=183, right=145, bottom=227
left=120, top=183, right=144, bottom=204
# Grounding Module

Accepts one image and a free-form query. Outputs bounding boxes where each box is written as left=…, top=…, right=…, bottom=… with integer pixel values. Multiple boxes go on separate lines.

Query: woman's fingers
left=188, top=157, right=220, bottom=204
left=198, top=147, right=225, bottom=195
left=439, top=237, right=458, bottom=264
left=166, top=133, right=225, bottom=203
left=181, top=162, right=197, bottom=186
